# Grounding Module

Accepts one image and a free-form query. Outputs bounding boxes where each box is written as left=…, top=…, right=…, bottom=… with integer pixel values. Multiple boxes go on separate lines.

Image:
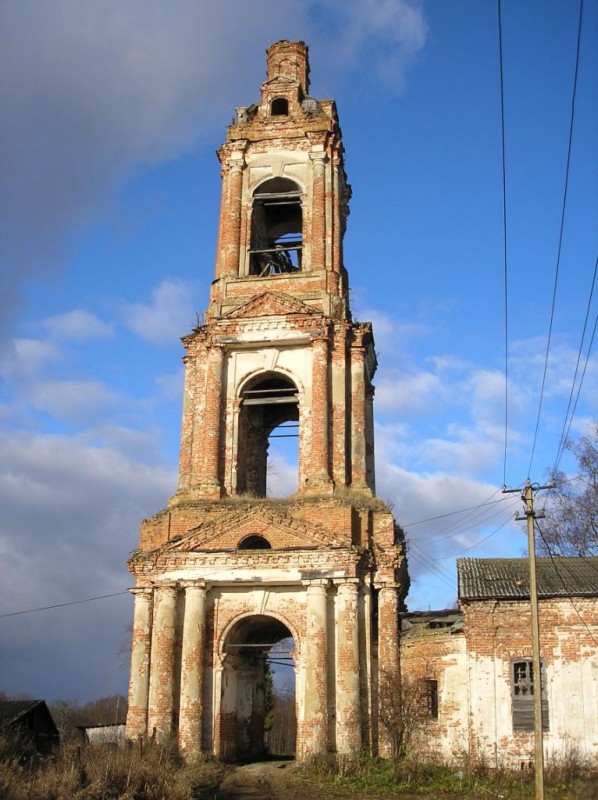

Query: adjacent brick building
left=399, top=558, right=598, bottom=767
left=126, top=40, right=408, bottom=760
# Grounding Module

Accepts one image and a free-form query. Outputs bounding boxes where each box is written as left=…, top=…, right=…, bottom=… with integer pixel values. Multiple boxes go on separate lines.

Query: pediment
left=225, top=292, right=318, bottom=320
left=164, top=507, right=339, bottom=553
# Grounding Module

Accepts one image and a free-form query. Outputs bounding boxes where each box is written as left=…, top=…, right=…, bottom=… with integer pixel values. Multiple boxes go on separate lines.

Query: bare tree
left=378, top=669, right=430, bottom=760
left=539, top=421, right=598, bottom=556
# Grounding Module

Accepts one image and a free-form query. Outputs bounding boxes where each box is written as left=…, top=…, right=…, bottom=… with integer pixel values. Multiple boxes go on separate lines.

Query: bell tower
left=126, top=41, right=408, bottom=761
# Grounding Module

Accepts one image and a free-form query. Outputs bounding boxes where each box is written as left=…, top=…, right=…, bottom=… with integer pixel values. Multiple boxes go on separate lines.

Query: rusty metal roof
left=457, top=557, right=598, bottom=600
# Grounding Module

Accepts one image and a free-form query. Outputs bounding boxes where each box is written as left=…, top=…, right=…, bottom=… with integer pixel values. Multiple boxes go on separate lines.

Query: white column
left=147, top=584, right=178, bottom=740
left=301, top=581, right=329, bottom=756
left=335, top=579, right=361, bottom=752
left=178, top=583, right=207, bottom=754
left=126, top=588, right=153, bottom=738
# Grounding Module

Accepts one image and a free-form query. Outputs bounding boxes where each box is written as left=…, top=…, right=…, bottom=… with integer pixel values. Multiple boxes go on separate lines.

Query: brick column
left=359, top=583, right=375, bottom=751
left=335, top=580, right=361, bottom=752
left=147, top=584, right=178, bottom=740
left=350, top=343, right=367, bottom=488
left=177, top=355, right=194, bottom=493
left=365, top=384, right=376, bottom=492
left=218, top=150, right=246, bottom=278
left=178, top=583, right=207, bottom=754
left=310, top=151, right=327, bottom=270
left=199, top=345, right=223, bottom=497
left=302, top=581, right=329, bottom=755
left=331, top=157, right=341, bottom=273
left=308, top=335, right=332, bottom=489
left=377, top=583, right=400, bottom=757
left=331, top=325, right=348, bottom=487
left=126, top=588, right=153, bottom=738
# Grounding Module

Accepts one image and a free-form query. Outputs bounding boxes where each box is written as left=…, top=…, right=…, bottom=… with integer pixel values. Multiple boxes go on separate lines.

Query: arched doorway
left=219, top=615, right=296, bottom=761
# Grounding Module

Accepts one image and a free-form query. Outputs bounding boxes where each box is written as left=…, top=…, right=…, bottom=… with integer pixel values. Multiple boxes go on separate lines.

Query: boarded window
left=511, top=660, right=549, bottom=732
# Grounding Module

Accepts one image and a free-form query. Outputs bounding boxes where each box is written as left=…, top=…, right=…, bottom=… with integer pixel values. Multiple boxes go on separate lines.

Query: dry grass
left=0, top=734, right=224, bottom=800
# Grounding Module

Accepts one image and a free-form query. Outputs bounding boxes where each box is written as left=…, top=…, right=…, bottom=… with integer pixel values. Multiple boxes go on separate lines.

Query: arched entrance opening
left=236, top=373, right=299, bottom=497
left=220, top=615, right=296, bottom=761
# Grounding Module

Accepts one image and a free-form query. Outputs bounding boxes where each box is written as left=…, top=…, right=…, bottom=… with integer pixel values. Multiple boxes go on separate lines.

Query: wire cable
left=435, top=515, right=515, bottom=560
left=402, top=492, right=509, bottom=528
left=535, top=519, right=597, bottom=646
left=554, top=257, right=598, bottom=471
left=527, top=0, right=585, bottom=477
left=414, top=497, right=520, bottom=544
left=0, top=591, right=129, bottom=619
left=497, top=0, right=510, bottom=486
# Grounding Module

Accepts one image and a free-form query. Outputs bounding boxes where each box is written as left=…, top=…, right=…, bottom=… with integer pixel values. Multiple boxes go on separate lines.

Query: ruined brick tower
left=126, top=41, right=408, bottom=760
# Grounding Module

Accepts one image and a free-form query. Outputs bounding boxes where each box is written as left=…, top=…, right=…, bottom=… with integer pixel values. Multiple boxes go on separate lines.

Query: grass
left=2, top=734, right=596, bottom=799
left=295, top=751, right=598, bottom=799
left=0, top=734, right=224, bottom=800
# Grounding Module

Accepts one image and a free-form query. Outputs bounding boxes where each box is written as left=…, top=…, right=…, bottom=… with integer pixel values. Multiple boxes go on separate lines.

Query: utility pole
left=503, top=479, right=553, bottom=800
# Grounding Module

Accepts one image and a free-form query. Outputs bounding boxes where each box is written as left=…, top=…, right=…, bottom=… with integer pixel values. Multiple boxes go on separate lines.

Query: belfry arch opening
left=221, top=615, right=296, bottom=760
left=249, top=178, right=303, bottom=276
left=236, top=373, right=299, bottom=497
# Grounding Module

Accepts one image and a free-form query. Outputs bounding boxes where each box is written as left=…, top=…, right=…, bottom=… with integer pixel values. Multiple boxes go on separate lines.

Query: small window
left=421, top=679, right=438, bottom=719
left=238, top=535, right=272, bottom=550
left=271, top=98, right=289, bottom=116
left=511, top=660, right=549, bottom=731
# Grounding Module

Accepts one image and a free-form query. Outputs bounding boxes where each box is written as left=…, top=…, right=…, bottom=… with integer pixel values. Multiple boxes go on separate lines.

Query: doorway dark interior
left=223, top=615, right=296, bottom=761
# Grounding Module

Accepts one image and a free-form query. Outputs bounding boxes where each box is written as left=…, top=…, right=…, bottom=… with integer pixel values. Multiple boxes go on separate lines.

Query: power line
left=0, top=591, right=129, bottom=619
left=402, top=493, right=508, bottom=528
left=535, top=519, right=597, bottom=647
left=554, top=257, right=598, bottom=472
left=527, top=0, right=585, bottom=478
left=406, top=541, right=457, bottom=592
left=435, top=515, right=514, bottom=560
left=497, top=0, right=510, bottom=487
left=414, top=496, right=520, bottom=544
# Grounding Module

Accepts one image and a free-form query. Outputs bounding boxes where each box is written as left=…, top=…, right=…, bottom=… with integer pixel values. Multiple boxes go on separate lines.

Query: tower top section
left=266, top=40, right=310, bottom=94
left=209, top=40, right=351, bottom=322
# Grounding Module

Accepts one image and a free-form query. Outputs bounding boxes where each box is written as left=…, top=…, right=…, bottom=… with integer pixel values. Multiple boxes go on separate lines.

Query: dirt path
left=214, top=760, right=301, bottom=800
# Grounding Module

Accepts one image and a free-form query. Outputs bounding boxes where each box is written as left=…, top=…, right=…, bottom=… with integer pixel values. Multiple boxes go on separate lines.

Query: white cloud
left=0, top=428, right=175, bottom=700
left=29, top=379, right=122, bottom=423
left=122, top=278, right=198, bottom=344
left=0, top=0, right=428, bottom=343
left=376, top=370, right=445, bottom=414
left=41, top=310, right=114, bottom=341
left=0, top=338, right=61, bottom=379
left=318, top=0, right=428, bottom=89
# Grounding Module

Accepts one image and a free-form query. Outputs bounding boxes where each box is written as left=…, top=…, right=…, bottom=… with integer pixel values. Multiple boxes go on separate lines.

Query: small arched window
left=271, top=98, right=289, bottom=116
left=238, top=535, right=272, bottom=550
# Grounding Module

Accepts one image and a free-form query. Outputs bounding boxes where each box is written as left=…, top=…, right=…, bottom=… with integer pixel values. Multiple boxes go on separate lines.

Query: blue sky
left=1, top=0, right=596, bottom=703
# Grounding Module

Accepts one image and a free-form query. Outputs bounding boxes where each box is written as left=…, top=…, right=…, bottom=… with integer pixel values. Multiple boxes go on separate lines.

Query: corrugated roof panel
left=457, top=557, right=598, bottom=600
